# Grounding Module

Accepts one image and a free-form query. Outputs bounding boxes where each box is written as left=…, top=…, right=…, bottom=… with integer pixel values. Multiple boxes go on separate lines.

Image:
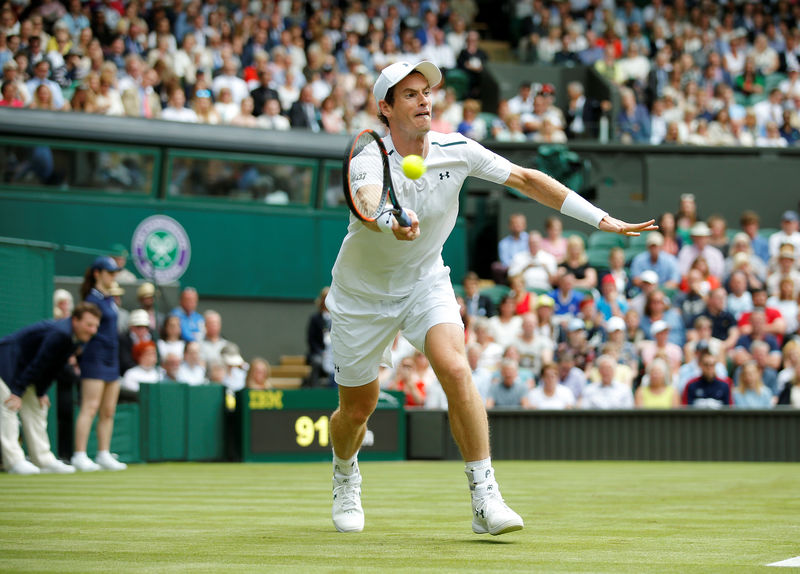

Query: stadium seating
left=588, top=231, right=627, bottom=250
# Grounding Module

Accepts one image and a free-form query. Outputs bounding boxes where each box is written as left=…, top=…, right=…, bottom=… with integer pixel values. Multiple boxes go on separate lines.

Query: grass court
left=2, top=460, right=799, bottom=573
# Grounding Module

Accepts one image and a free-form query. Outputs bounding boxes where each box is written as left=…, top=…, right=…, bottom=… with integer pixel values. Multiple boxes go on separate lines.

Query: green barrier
left=77, top=403, right=142, bottom=464
left=138, top=383, right=226, bottom=462
left=237, top=388, right=406, bottom=462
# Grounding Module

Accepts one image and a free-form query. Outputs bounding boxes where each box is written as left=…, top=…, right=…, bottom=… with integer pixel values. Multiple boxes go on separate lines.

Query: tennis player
left=328, top=60, right=656, bottom=535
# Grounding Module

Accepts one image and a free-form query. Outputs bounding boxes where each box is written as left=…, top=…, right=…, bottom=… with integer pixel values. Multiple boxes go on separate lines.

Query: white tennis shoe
left=96, top=451, right=127, bottom=471
left=39, top=459, right=76, bottom=474
left=332, top=472, right=364, bottom=533
left=471, top=482, right=524, bottom=536
left=71, top=452, right=101, bottom=472
left=8, top=459, right=41, bottom=475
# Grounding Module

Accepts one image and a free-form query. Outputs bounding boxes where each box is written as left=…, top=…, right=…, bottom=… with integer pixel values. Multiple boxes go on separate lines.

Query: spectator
left=514, top=312, right=554, bottom=379
left=508, top=274, right=535, bottom=316
left=777, top=342, right=800, bottom=400
left=0, top=302, right=101, bottom=475
left=635, top=358, right=679, bottom=409
left=486, top=358, right=530, bottom=409
left=733, top=361, right=775, bottom=409
left=161, top=85, right=198, bottom=122
left=229, top=96, right=258, bottom=127
left=466, top=343, right=493, bottom=402
left=557, top=235, right=596, bottom=290
left=596, top=273, right=629, bottom=321
left=540, top=216, right=567, bottom=264
left=604, top=316, right=639, bottom=374
left=171, top=287, right=205, bottom=342
left=53, top=288, right=74, bottom=319
left=769, top=211, right=800, bottom=260
left=738, top=288, right=787, bottom=346
left=631, top=231, right=681, bottom=289
left=739, top=211, right=771, bottom=265
left=245, top=357, right=272, bottom=390
left=288, top=84, right=321, bottom=132
left=462, top=271, right=495, bottom=319
left=211, top=58, right=249, bottom=104
left=257, top=97, right=291, bottom=130
left=158, top=315, right=186, bottom=361
left=199, top=309, right=228, bottom=365
left=487, top=294, right=523, bottom=349
left=193, top=88, right=220, bottom=124
left=698, top=287, right=740, bottom=351
left=605, top=247, right=628, bottom=295
left=307, top=286, right=333, bottom=387
left=135, top=282, right=162, bottom=332
left=118, top=308, right=154, bottom=376
left=640, top=290, right=686, bottom=346
left=639, top=319, right=683, bottom=374
left=558, top=318, right=595, bottom=372
left=496, top=213, right=529, bottom=276
left=580, top=354, right=633, bottom=409
left=550, top=273, right=583, bottom=320
left=777, top=370, right=800, bottom=407
left=679, top=269, right=710, bottom=327
left=726, top=271, right=754, bottom=320
left=120, top=340, right=160, bottom=400
left=678, top=222, right=725, bottom=279
left=219, top=342, right=247, bottom=392
left=535, top=294, right=558, bottom=344
left=616, top=86, right=650, bottom=143
left=657, top=212, right=681, bottom=257
left=509, top=231, right=558, bottom=292
left=388, top=356, right=426, bottom=407
left=73, top=256, right=127, bottom=472
left=456, top=30, right=487, bottom=99
left=683, top=346, right=732, bottom=408
left=767, top=278, right=799, bottom=338
left=526, top=362, right=575, bottom=410
left=0, top=79, right=23, bottom=107
left=629, top=270, right=660, bottom=317
left=25, top=59, right=65, bottom=110
left=723, top=233, right=767, bottom=288
left=456, top=98, right=487, bottom=141
left=177, top=341, right=206, bottom=386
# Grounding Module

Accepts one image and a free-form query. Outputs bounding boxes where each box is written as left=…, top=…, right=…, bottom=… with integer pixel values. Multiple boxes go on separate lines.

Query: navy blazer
left=0, top=318, right=80, bottom=398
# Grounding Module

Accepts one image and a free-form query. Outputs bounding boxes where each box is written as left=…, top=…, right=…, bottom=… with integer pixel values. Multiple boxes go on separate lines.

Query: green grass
left=1, top=461, right=799, bottom=573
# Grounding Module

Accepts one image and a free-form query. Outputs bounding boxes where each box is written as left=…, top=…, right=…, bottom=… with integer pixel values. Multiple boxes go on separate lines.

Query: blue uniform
left=0, top=318, right=79, bottom=397
left=683, top=376, right=732, bottom=408
left=79, top=288, right=119, bottom=380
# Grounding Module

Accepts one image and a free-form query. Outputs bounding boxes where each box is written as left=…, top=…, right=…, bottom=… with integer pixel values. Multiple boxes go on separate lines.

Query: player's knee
left=338, top=400, right=375, bottom=426
left=437, top=357, right=471, bottom=387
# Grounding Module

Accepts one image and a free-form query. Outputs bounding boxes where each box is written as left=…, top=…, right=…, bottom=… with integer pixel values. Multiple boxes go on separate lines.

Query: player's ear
left=378, top=99, right=392, bottom=118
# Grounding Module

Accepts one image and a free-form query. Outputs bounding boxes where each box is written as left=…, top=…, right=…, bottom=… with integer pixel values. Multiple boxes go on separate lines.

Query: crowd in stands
left=1, top=0, right=799, bottom=146
left=382, top=196, right=800, bottom=410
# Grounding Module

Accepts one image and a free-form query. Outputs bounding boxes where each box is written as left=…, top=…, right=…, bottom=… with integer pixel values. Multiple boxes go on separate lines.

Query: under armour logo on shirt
left=439, top=171, right=450, bottom=180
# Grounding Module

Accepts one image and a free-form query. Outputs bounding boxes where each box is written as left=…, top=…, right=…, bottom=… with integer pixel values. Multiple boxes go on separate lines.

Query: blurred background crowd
left=1, top=0, right=800, bottom=145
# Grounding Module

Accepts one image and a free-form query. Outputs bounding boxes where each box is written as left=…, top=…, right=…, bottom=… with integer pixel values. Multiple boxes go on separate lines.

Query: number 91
left=295, top=415, right=329, bottom=447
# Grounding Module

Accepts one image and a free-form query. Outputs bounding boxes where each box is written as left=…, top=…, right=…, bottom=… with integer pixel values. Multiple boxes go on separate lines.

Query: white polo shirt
left=332, top=130, right=512, bottom=299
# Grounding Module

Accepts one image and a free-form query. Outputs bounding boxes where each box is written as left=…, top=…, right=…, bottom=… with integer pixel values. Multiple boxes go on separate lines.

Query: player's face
left=385, top=73, right=431, bottom=136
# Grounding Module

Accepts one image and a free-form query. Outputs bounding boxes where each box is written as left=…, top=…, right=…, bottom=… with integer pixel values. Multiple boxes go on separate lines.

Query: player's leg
left=72, top=378, right=104, bottom=471
left=95, top=380, right=126, bottom=470
left=329, top=380, right=380, bottom=533
left=330, top=380, right=380, bottom=460
left=425, top=323, right=523, bottom=536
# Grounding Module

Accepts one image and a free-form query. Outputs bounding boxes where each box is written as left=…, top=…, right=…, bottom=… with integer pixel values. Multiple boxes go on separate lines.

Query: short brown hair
left=72, top=302, right=101, bottom=321
left=740, top=210, right=760, bottom=227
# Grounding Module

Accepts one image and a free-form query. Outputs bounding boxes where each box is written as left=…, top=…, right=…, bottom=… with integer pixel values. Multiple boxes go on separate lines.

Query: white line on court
left=768, top=557, right=800, bottom=567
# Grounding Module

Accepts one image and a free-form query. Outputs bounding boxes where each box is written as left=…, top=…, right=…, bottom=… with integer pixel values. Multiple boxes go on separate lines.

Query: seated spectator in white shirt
left=177, top=341, right=207, bottom=385
left=161, top=86, right=198, bottom=123
left=580, top=355, right=634, bottom=409
left=508, top=231, right=558, bottom=292
left=121, top=341, right=161, bottom=398
left=526, top=363, right=576, bottom=410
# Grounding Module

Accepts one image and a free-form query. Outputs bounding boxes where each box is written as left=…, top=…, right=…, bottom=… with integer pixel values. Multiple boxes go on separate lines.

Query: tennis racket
left=342, top=128, right=412, bottom=228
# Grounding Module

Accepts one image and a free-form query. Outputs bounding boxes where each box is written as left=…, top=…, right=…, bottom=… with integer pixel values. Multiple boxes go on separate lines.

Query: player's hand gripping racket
left=342, top=129, right=412, bottom=229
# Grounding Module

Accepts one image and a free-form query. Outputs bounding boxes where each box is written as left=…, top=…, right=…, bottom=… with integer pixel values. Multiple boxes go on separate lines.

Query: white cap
left=606, top=316, right=626, bottom=333
left=639, top=270, right=659, bottom=284
left=651, top=319, right=669, bottom=335
left=129, top=309, right=150, bottom=327
left=690, top=221, right=712, bottom=237
left=373, top=60, right=442, bottom=106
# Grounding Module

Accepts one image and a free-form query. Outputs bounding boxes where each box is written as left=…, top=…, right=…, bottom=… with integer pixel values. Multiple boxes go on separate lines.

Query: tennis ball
left=402, top=155, right=427, bottom=179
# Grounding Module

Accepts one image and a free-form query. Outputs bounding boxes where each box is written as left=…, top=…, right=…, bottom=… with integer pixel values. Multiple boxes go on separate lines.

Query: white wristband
left=560, top=191, right=608, bottom=229
left=376, top=211, right=394, bottom=233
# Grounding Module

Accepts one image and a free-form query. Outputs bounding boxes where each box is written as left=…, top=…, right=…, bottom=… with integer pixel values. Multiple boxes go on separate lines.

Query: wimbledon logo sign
left=131, top=215, right=191, bottom=283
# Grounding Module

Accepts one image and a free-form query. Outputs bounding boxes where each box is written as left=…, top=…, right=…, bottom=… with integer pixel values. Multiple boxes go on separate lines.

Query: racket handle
left=394, top=208, right=412, bottom=228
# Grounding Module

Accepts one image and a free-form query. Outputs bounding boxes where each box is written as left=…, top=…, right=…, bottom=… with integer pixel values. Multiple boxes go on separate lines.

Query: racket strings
left=348, top=133, right=387, bottom=220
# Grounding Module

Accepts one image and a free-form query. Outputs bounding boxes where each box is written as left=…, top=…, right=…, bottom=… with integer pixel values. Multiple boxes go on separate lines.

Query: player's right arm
left=504, top=164, right=657, bottom=236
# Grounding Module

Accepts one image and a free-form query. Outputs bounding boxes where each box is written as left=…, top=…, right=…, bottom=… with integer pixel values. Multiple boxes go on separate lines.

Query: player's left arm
left=504, top=164, right=657, bottom=236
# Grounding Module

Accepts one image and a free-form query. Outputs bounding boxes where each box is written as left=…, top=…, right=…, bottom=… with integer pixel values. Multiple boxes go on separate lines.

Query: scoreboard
left=237, top=388, right=406, bottom=462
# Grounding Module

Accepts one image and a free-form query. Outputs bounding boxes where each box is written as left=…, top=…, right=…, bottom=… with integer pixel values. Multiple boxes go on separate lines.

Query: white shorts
left=327, top=269, right=463, bottom=387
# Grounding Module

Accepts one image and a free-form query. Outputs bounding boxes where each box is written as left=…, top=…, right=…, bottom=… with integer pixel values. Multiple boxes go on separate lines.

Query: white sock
left=73, top=451, right=87, bottom=458
left=333, top=452, right=359, bottom=479
left=465, top=457, right=494, bottom=490
left=97, top=450, right=110, bottom=457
